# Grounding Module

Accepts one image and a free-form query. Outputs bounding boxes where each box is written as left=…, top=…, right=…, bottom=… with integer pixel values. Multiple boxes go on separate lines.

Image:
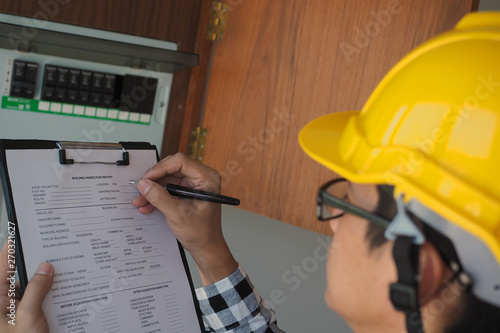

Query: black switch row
left=10, top=60, right=39, bottom=98
left=41, top=65, right=121, bottom=108
left=9, top=60, right=158, bottom=115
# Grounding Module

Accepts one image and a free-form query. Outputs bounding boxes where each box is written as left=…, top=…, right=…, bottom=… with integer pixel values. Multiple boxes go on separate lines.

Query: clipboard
left=0, top=139, right=205, bottom=333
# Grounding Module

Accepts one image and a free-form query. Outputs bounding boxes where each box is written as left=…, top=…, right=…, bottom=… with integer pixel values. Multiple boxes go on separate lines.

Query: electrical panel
left=0, top=13, right=198, bottom=147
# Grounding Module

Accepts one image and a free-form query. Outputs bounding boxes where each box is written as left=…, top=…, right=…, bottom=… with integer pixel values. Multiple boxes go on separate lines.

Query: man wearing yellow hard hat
left=2, top=11, right=499, bottom=333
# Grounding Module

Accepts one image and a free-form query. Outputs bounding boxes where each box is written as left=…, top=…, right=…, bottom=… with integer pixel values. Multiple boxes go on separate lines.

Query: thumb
left=18, top=262, right=53, bottom=315
left=137, top=179, right=176, bottom=217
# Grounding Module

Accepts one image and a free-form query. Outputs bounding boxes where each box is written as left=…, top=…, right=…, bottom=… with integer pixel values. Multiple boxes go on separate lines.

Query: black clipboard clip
left=57, top=141, right=130, bottom=166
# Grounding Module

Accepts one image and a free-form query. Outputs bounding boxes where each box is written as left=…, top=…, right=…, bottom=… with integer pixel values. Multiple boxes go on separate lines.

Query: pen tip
left=126, top=180, right=139, bottom=184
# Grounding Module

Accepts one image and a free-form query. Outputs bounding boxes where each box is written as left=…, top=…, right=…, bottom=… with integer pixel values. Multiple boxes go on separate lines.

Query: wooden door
left=198, top=0, right=478, bottom=235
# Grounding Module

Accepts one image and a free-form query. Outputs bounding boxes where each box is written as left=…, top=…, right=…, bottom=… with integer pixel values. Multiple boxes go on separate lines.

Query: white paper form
left=5, top=148, right=202, bottom=333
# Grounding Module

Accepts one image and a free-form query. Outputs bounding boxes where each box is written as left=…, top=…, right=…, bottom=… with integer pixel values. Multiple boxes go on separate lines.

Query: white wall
left=479, top=0, right=500, bottom=11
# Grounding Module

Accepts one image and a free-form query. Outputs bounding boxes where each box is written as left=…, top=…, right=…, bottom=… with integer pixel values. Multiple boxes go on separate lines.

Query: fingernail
left=138, top=179, right=152, bottom=195
left=36, top=262, right=52, bottom=275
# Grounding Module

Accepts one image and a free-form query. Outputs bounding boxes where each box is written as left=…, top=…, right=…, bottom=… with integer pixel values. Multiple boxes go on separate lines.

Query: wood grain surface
left=200, top=0, right=477, bottom=234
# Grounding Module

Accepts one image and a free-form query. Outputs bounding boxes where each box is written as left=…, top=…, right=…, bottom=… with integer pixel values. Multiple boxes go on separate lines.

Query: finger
left=138, top=203, right=156, bottom=215
left=0, top=239, right=14, bottom=278
left=0, top=240, right=10, bottom=277
left=0, top=240, right=16, bottom=317
left=144, top=153, right=220, bottom=190
left=131, top=194, right=157, bottom=215
left=17, top=262, right=53, bottom=317
left=132, top=173, right=183, bottom=207
left=137, top=179, right=182, bottom=218
left=15, top=281, right=22, bottom=300
left=131, top=175, right=213, bottom=209
left=132, top=194, right=149, bottom=207
left=154, top=174, right=186, bottom=186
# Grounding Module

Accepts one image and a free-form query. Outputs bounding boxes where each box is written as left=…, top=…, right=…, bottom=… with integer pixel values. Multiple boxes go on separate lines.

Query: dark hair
left=365, top=185, right=500, bottom=333
left=445, top=292, right=500, bottom=333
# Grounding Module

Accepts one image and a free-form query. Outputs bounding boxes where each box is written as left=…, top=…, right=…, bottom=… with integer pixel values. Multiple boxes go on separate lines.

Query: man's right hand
left=132, top=152, right=238, bottom=286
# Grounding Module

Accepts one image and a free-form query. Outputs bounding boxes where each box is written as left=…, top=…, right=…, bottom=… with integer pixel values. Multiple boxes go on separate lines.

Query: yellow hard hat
left=299, top=12, right=500, bottom=307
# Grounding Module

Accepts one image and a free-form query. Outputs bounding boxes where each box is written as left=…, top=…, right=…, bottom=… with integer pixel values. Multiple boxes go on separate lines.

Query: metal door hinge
left=207, top=2, right=228, bottom=42
left=188, top=127, right=207, bottom=161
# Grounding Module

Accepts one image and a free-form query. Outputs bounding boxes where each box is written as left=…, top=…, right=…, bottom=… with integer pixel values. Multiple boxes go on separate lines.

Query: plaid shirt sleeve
left=195, top=266, right=285, bottom=333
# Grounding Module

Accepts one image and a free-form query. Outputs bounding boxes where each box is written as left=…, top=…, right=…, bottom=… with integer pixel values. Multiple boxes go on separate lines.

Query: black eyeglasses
left=317, top=178, right=391, bottom=229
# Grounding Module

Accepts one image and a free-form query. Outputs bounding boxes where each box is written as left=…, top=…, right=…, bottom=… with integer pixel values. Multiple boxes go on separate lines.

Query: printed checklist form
left=0, top=140, right=204, bottom=333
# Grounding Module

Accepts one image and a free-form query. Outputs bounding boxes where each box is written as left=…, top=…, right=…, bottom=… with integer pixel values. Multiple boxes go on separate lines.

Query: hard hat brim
left=299, top=110, right=368, bottom=182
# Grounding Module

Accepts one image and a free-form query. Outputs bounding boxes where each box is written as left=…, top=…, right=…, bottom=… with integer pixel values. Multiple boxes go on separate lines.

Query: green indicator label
left=1, top=96, right=38, bottom=111
left=0, top=96, right=151, bottom=125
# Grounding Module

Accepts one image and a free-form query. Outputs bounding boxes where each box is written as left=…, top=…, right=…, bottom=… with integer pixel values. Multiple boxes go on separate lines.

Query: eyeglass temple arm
left=322, top=194, right=391, bottom=229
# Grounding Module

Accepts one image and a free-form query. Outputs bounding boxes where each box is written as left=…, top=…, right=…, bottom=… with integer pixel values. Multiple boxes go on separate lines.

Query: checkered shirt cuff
left=196, top=266, right=283, bottom=333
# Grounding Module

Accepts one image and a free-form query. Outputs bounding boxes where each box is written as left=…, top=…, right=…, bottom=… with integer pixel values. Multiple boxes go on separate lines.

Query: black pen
left=126, top=180, right=240, bottom=206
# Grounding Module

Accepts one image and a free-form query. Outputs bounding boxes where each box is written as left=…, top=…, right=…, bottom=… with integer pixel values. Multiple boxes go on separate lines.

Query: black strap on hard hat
left=390, top=236, right=424, bottom=333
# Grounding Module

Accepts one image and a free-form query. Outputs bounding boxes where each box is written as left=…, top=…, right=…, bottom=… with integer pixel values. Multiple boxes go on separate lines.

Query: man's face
left=325, top=182, right=404, bottom=329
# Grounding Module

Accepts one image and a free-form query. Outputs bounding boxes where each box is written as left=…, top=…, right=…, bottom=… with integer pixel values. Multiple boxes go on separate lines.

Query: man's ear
left=418, top=241, right=447, bottom=305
